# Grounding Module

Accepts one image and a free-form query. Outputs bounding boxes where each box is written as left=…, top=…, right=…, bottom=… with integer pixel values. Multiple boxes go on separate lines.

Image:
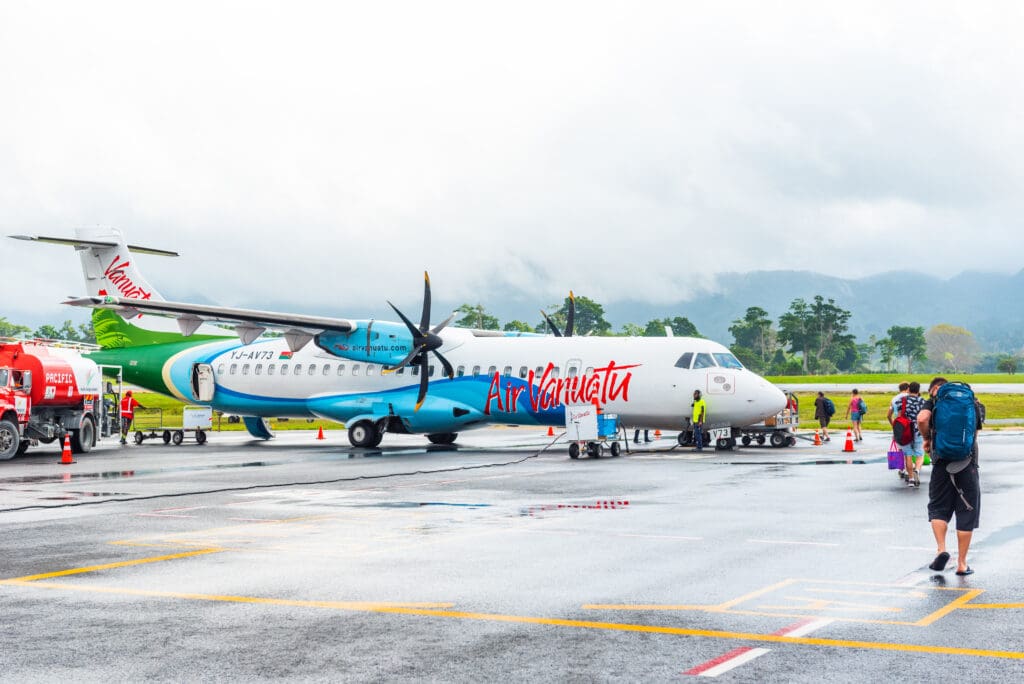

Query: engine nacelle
left=314, top=322, right=416, bottom=367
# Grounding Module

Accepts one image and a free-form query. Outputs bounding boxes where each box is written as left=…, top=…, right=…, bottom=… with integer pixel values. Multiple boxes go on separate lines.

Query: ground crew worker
left=691, top=389, right=707, bottom=451
left=120, top=390, right=143, bottom=444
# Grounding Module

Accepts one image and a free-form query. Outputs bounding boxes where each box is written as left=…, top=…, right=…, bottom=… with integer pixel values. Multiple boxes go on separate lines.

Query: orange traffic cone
left=814, top=430, right=821, bottom=446
left=316, top=426, right=325, bottom=440
left=59, top=433, right=75, bottom=465
left=547, top=426, right=555, bottom=437
left=842, top=430, right=856, bottom=453
left=654, top=429, right=662, bottom=438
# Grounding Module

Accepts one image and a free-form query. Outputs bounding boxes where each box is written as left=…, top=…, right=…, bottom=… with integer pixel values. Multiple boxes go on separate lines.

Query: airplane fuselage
left=89, top=328, right=786, bottom=437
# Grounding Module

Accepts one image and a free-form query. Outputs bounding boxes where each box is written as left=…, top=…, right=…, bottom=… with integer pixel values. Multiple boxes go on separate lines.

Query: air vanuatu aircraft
left=13, top=229, right=785, bottom=450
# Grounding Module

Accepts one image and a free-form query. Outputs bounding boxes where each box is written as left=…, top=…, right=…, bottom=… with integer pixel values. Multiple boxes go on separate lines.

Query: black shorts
left=928, top=459, right=980, bottom=531
left=818, top=417, right=831, bottom=428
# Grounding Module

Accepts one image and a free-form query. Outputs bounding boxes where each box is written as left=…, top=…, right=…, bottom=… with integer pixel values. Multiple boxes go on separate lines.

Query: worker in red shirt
left=120, top=390, right=143, bottom=444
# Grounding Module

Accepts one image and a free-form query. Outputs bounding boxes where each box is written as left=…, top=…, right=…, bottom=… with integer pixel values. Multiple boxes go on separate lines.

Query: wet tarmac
left=2, top=427, right=1023, bottom=682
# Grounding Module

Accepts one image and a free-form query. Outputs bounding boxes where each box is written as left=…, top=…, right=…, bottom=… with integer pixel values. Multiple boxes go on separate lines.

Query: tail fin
left=11, top=228, right=232, bottom=349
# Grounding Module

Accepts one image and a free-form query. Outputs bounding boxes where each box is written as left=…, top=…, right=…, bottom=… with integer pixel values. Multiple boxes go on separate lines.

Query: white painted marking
left=746, top=539, right=840, bottom=547
left=698, top=648, right=771, bottom=677
left=780, top=618, right=834, bottom=638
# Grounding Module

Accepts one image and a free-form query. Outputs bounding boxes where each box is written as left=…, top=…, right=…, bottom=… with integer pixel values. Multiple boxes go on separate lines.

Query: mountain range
left=597, top=269, right=1024, bottom=353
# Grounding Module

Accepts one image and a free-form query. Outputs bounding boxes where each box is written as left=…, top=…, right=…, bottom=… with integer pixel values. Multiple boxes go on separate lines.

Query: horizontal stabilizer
left=9, top=234, right=179, bottom=257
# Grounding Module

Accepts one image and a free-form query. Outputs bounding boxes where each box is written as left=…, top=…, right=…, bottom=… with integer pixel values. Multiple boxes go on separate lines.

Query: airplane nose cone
left=752, top=379, right=787, bottom=423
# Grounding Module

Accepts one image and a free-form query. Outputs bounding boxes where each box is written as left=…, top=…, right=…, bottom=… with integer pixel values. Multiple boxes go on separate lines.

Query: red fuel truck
left=0, top=341, right=113, bottom=460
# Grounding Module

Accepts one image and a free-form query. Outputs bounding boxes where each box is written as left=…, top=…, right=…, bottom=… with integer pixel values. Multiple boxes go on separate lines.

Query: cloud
left=2, top=1, right=1023, bottom=328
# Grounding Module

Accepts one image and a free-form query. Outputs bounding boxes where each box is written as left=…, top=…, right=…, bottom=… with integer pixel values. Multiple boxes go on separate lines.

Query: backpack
left=824, top=398, right=836, bottom=416
left=931, top=382, right=978, bottom=461
left=858, top=397, right=867, bottom=414
left=892, top=396, right=914, bottom=446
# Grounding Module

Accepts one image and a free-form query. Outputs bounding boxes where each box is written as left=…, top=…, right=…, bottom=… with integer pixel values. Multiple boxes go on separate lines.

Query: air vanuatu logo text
left=104, top=256, right=153, bottom=299
left=484, top=361, right=639, bottom=415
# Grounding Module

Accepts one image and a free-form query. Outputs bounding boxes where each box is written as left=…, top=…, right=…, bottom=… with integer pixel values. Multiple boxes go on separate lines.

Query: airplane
left=11, top=229, right=786, bottom=450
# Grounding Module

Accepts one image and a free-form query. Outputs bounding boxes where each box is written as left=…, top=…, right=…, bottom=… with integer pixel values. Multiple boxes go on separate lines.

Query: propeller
left=385, top=272, right=456, bottom=411
left=541, top=290, right=575, bottom=337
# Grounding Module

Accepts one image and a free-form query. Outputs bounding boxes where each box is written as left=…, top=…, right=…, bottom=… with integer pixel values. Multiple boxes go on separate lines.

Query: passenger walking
left=813, top=391, right=834, bottom=442
left=691, top=390, right=706, bottom=451
left=918, top=377, right=983, bottom=576
left=889, top=382, right=925, bottom=487
left=845, top=388, right=865, bottom=442
left=119, top=390, right=143, bottom=445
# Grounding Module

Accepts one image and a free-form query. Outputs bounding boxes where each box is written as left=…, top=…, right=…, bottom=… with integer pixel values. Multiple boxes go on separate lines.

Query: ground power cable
left=0, top=433, right=569, bottom=514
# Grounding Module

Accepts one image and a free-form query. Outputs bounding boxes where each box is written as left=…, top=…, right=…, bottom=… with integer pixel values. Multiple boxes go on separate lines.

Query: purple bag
left=887, top=440, right=904, bottom=470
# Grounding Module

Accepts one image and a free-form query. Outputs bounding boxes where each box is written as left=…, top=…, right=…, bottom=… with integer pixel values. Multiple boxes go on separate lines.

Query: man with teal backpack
left=918, top=377, right=984, bottom=576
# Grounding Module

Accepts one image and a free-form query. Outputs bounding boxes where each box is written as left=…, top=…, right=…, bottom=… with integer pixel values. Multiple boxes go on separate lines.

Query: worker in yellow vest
left=692, top=389, right=707, bottom=451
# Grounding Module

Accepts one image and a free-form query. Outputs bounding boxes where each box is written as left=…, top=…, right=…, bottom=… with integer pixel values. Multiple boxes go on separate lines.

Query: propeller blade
left=541, top=310, right=562, bottom=337
left=384, top=345, right=422, bottom=373
left=564, top=290, right=575, bottom=337
left=430, top=310, right=457, bottom=336
left=414, top=358, right=430, bottom=412
left=419, top=271, right=431, bottom=332
left=432, top=349, right=455, bottom=379
left=388, top=301, right=422, bottom=339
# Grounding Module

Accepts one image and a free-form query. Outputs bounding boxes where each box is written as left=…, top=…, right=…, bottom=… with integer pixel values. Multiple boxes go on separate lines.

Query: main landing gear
left=348, top=420, right=384, bottom=448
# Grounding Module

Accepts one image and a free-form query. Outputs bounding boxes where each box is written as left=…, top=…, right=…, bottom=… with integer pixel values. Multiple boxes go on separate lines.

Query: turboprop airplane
left=12, top=229, right=786, bottom=449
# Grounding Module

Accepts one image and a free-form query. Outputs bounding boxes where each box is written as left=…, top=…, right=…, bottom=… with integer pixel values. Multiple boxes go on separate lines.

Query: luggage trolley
left=132, top=406, right=213, bottom=446
left=565, top=404, right=621, bottom=459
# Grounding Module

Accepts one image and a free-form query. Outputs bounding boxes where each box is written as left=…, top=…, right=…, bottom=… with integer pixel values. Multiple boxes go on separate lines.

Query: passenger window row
left=215, top=360, right=609, bottom=379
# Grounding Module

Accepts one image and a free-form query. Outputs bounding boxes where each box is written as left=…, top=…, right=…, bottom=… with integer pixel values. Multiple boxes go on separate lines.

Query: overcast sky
left=2, top=1, right=1023, bottom=328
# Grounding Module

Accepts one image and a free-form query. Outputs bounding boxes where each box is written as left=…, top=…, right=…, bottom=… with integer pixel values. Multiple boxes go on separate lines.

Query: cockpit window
left=692, top=353, right=717, bottom=369
left=674, top=353, right=694, bottom=369
left=713, top=353, right=744, bottom=369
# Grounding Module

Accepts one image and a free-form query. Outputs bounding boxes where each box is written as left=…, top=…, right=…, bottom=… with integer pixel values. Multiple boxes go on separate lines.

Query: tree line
left=4, top=295, right=1020, bottom=376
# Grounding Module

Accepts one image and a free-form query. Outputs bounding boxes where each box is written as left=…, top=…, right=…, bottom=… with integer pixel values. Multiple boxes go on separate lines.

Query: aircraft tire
left=348, top=420, right=380, bottom=448
left=677, top=431, right=692, bottom=447
left=427, top=432, right=458, bottom=445
left=741, top=435, right=752, bottom=447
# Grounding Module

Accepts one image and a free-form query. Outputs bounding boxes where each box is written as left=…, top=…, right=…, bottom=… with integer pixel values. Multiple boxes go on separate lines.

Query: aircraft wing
left=65, top=295, right=355, bottom=351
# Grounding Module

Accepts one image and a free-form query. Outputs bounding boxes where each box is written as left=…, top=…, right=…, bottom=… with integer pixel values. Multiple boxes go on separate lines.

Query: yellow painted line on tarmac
left=2, top=548, right=224, bottom=583
left=584, top=604, right=713, bottom=611
left=1, top=580, right=1022, bottom=661
left=715, top=579, right=798, bottom=609
left=960, top=603, right=1024, bottom=610
left=915, top=589, right=985, bottom=627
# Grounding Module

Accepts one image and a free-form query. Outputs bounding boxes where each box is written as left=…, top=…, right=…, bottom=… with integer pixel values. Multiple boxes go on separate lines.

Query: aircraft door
left=191, top=363, right=215, bottom=402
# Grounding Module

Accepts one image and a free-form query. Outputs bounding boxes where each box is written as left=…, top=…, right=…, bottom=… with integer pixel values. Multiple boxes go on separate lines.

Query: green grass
left=791, top=391, right=1024, bottom=430
left=767, top=373, right=1021, bottom=385
left=132, top=392, right=345, bottom=432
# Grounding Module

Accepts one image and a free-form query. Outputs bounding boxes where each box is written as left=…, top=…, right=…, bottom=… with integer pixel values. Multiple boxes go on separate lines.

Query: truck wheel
left=770, top=432, right=786, bottom=448
left=134, top=431, right=145, bottom=445
left=196, top=430, right=207, bottom=445
left=172, top=430, right=185, bottom=446
left=610, top=442, right=621, bottom=457
left=162, top=430, right=172, bottom=444
left=569, top=443, right=580, bottom=459
left=741, top=435, right=752, bottom=447
left=0, top=418, right=20, bottom=460
left=71, top=417, right=95, bottom=454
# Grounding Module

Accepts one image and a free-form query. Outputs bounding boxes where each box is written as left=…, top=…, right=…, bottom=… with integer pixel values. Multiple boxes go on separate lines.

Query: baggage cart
left=132, top=406, right=212, bottom=446
left=565, top=405, right=622, bottom=459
